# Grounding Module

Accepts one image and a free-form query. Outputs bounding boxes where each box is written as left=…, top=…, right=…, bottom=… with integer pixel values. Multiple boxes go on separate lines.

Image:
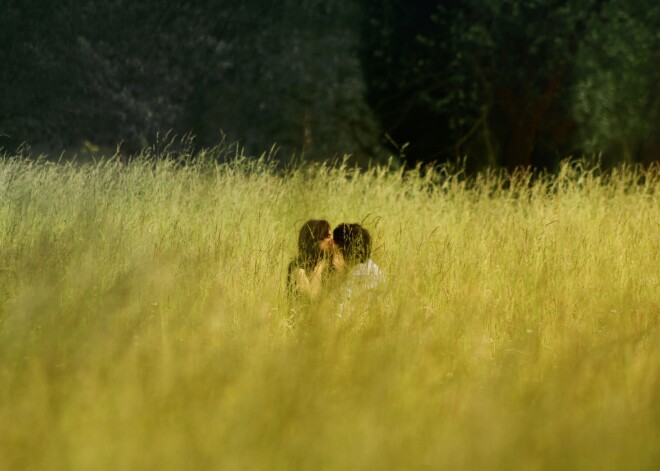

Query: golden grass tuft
left=0, top=154, right=658, bottom=470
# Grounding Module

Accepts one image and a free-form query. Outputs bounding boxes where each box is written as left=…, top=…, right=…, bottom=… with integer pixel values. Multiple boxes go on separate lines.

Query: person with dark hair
left=287, top=219, right=338, bottom=300
left=332, top=223, right=383, bottom=313
left=333, top=223, right=372, bottom=265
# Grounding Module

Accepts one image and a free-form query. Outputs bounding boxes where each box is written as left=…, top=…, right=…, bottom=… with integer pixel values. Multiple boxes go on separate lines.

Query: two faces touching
left=287, top=219, right=378, bottom=301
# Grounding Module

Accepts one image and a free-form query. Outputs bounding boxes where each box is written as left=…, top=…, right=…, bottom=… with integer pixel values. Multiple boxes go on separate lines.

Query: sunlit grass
left=0, top=153, right=658, bottom=470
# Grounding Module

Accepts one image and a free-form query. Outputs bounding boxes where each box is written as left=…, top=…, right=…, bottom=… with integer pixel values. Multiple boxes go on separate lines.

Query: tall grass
left=0, top=154, right=658, bottom=470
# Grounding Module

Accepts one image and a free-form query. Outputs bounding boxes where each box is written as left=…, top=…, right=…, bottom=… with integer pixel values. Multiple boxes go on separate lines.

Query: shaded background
left=1, top=0, right=659, bottom=170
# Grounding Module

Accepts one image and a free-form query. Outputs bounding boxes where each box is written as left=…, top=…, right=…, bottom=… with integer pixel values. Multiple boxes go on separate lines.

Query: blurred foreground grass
left=0, top=154, right=658, bottom=470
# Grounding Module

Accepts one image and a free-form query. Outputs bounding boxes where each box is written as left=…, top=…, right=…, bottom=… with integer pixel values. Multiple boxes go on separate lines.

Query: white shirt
left=337, top=259, right=384, bottom=316
left=349, top=259, right=383, bottom=290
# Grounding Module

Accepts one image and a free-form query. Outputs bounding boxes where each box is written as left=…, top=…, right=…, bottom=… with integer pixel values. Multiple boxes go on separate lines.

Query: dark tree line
left=363, top=0, right=660, bottom=170
left=1, top=0, right=659, bottom=170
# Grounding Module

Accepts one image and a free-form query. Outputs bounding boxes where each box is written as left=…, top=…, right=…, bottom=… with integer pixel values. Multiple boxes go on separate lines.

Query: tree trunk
left=497, top=72, right=564, bottom=171
left=503, top=117, right=536, bottom=170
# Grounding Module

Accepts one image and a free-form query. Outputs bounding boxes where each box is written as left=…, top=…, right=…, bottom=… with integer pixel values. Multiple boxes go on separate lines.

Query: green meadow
left=0, top=154, right=658, bottom=470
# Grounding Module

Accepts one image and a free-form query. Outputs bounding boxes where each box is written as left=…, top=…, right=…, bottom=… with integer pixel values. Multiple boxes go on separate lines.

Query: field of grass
left=0, top=153, right=658, bottom=470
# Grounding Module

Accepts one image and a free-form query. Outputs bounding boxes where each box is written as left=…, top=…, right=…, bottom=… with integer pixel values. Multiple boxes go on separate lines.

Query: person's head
left=297, top=219, right=333, bottom=267
left=333, top=223, right=371, bottom=264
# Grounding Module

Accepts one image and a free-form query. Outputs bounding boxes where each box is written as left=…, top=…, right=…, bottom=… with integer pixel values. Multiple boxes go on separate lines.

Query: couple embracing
left=287, top=219, right=383, bottom=306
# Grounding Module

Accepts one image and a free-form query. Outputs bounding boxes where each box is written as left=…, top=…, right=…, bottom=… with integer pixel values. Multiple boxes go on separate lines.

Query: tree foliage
left=0, top=0, right=225, bottom=150
left=0, top=0, right=384, bottom=164
left=363, top=0, right=660, bottom=169
left=1, top=0, right=658, bottom=168
left=193, top=0, right=386, bottom=164
left=571, top=0, right=660, bottom=165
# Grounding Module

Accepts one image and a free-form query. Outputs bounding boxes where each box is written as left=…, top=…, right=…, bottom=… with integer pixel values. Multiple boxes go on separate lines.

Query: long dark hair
left=296, top=219, right=331, bottom=269
left=287, top=219, right=332, bottom=294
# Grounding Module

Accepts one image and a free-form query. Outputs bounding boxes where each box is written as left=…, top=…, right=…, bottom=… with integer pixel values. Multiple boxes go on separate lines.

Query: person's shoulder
left=367, top=259, right=380, bottom=270
left=353, top=259, right=377, bottom=273
left=365, top=259, right=382, bottom=276
left=351, top=259, right=384, bottom=286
